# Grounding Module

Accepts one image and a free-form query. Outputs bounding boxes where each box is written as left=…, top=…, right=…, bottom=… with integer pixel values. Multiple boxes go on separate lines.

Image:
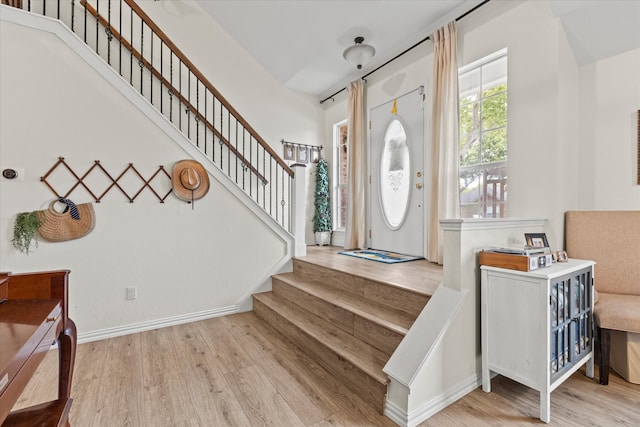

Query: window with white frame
left=333, top=120, right=348, bottom=230
left=459, top=49, right=508, bottom=218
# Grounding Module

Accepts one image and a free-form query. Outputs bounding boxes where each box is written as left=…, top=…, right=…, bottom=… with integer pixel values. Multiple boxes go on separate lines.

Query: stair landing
left=303, top=245, right=443, bottom=296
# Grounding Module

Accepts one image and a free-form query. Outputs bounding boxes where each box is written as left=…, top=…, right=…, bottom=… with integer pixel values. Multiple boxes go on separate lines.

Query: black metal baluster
left=56, top=0, right=60, bottom=19
left=276, top=170, right=291, bottom=231
left=129, top=6, right=133, bottom=85
left=219, top=106, right=223, bottom=168
left=150, top=30, right=154, bottom=105
left=83, top=0, right=87, bottom=43
left=178, top=60, right=182, bottom=130
left=235, top=119, right=239, bottom=182
left=227, top=111, right=231, bottom=176
left=262, top=149, right=266, bottom=209
left=118, top=0, right=122, bottom=75
left=95, top=0, right=99, bottom=54
left=169, top=51, right=173, bottom=122
left=249, top=136, right=253, bottom=198
left=70, top=0, right=75, bottom=32
left=185, top=70, right=191, bottom=139
left=242, top=130, right=246, bottom=190
left=203, top=88, right=208, bottom=155
left=195, top=79, right=199, bottom=147
left=106, top=0, right=111, bottom=65
left=160, top=40, right=163, bottom=113
left=212, top=94, right=216, bottom=163
left=139, top=19, right=144, bottom=95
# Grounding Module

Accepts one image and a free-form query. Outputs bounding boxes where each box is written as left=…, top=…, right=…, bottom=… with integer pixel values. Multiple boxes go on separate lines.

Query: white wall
left=578, top=48, right=640, bottom=209
left=0, top=6, right=321, bottom=339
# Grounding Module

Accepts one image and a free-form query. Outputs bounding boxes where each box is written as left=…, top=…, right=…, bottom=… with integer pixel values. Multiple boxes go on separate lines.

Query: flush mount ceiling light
left=343, top=36, right=375, bottom=70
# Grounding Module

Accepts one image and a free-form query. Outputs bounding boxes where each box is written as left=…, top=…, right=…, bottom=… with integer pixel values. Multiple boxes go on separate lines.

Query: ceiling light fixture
left=343, top=36, right=375, bottom=70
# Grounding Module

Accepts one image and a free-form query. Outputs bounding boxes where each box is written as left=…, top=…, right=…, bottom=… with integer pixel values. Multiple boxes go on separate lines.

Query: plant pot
left=315, top=231, right=332, bottom=246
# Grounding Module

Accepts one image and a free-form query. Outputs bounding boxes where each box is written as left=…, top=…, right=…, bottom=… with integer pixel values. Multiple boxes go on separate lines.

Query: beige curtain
left=344, top=79, right=366, bottom=249
left=428, top=21, right=461, bottom=264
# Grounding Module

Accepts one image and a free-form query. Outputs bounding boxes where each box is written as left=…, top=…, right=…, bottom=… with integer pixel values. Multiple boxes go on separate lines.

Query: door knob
left=416, top=183, right=423, bottom=189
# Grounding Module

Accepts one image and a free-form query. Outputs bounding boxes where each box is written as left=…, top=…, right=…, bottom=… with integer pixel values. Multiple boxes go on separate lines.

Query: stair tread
left=273, top=272, right=414, bottom=335
left=253, top=292, right=389, bottom=385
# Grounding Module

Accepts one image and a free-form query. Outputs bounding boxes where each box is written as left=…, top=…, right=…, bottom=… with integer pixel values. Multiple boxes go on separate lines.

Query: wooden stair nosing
left=272, top=272, right=412, bottom=335
left=252, top=292, right=389, bottom=386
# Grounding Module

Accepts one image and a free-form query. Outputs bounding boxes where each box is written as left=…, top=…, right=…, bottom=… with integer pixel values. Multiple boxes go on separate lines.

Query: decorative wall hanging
left=37, top=197, right=96, bottom=242
left=171, top=159, right=210, bottom=209
left=281, top=140, right=323, bottom=164
left=41, top=157, right=172, bottom=203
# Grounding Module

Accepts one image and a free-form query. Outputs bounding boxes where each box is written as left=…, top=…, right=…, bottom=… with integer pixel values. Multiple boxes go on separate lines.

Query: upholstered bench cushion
left=595, top=293, right=640, bottom=333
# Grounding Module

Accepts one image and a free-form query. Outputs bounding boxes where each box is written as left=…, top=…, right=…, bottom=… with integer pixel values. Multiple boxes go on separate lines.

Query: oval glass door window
left=380, top=119, right=410, bottom=229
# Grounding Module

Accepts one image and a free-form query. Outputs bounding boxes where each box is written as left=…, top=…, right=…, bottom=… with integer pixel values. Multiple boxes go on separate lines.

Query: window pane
left=461, top=136, right=481, bottom=167
left=481, top=128, right=507, bottom=163
left=481, top=90, right=507, bottom=130
left=460, top=101, right=480, bottom=139
left=459, top=67, right=481, bottom=104
left=482, top=55, right=507, bottom=90
left=458, top=50, right=508, bottom=219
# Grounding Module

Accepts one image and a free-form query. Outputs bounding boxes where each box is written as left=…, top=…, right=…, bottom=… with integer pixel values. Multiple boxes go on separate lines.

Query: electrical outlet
left=126, top=286, right=137, bottom=300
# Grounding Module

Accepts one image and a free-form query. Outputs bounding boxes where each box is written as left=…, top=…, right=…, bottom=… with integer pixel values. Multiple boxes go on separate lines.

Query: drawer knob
left=46, top=316, right=57, bottom=322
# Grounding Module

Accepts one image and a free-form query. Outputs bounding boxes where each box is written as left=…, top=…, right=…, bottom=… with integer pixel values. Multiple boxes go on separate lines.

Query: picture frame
left=283, top=144, right=295, bottom=161
left=524, top=233, right=549, bottom=249
left=310, top=146, right=320, bottom=163
left=297, top=146, right=308, bottom=164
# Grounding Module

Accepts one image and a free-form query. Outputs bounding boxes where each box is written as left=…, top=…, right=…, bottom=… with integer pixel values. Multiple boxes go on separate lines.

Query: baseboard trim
left=385, top=373, right=482, bottom=427
left=77, top=305, right=239, bottom=344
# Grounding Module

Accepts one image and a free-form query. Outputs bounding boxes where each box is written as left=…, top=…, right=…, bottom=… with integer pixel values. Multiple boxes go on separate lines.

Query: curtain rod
left=319, top=0, right=491, bottom=105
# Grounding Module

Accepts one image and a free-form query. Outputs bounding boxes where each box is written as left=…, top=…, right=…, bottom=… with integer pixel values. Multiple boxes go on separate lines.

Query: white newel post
left=291, top=164, right=307, bottom=257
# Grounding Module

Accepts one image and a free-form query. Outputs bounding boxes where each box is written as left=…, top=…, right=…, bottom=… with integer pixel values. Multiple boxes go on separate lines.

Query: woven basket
left=38, top=200, right=96, bottom=242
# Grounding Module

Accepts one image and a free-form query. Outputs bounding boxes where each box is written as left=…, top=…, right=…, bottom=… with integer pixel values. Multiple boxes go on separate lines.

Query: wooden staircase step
left=252, top=291, right=389, bottom=412
left=272, top=272, right=415, bottom=356
left=292, top=258, right=430, bottom=317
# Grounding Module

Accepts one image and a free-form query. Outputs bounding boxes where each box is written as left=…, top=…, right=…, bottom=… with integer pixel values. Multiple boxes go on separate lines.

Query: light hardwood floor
left=14, top=312, right=640, bottom=426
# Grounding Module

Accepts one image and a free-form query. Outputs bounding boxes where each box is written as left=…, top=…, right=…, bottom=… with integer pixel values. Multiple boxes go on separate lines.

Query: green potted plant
left=12, top=211, right=43, bottom=254
left=313, top=158, right=332, bottom=246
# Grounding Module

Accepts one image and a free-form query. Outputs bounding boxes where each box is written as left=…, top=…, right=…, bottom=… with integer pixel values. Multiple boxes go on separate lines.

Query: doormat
left=338, top=249, right=423, bottom=264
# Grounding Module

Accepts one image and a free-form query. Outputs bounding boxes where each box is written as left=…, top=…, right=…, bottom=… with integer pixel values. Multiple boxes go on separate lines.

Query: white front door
left=369, top=88, right=425, bottom=256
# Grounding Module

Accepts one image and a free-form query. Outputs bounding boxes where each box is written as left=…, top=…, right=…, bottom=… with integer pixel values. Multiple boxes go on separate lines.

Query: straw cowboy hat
left=172, top=159, right=210, bottom=205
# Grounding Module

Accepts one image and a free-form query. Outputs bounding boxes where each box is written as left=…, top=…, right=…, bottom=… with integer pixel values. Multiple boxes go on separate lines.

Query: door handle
left=416, top=183, right=423, bottom=189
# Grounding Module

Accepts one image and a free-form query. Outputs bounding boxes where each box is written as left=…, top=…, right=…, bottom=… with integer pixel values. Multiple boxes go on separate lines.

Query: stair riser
left=293, top=258, right=429, bottom=317
left=272, top=278, right=354, bottom=335
left=272, top=278, right=402, bottom=357
left=253, top=297, right=387, bottom=413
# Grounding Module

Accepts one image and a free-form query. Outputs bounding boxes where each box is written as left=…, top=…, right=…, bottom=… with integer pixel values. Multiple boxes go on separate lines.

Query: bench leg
left=598, top=327, right=611, bottom=385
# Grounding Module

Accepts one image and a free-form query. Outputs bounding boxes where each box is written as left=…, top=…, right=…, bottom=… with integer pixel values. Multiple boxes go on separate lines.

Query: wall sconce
left=343, top=36, right=375, bottom=70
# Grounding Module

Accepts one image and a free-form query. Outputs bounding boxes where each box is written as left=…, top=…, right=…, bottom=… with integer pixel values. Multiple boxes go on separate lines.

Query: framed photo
left=283, top=144, right=295, bottom=161
left=310, top=146, right=320, bottom=163
left=297, top=146, right=308, bottom=164
left=525, top=233, right=549, bottom=248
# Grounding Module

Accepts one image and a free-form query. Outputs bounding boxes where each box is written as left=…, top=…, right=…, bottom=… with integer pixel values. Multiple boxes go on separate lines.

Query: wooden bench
left=565, top=211, right=640, bottom=385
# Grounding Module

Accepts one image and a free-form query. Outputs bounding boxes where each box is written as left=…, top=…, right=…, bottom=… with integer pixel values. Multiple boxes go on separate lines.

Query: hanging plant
left=313, top=158, right=332, bottom=233
left=12, top=211, right=43, bottom=254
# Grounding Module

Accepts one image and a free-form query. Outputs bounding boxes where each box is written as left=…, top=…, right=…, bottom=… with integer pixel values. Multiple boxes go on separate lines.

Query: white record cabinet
left=480, top=259, right=595, bottom=423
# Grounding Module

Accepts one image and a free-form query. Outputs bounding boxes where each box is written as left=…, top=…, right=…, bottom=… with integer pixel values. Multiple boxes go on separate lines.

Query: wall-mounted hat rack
left=41, top=157, right=172, bottom=203
left=281, top=139, right=323, bottom=164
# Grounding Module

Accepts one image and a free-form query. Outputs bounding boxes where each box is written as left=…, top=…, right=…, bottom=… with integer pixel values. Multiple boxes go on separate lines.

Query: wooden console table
left=0, top=271, right=77, bottom=426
